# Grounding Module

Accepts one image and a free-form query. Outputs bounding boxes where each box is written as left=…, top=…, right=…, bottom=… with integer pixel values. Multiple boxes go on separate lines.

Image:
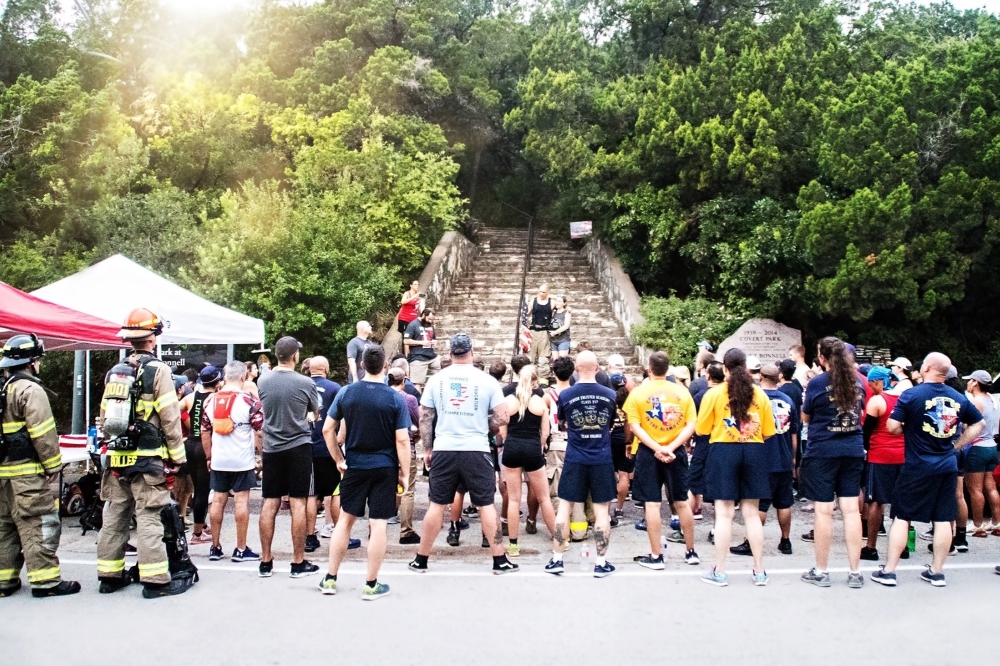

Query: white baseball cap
left=746, top=355, right=762, bottom=371
left=890, top=357, right=912, bottom=368
left=606, top=354, right=626, bottom=368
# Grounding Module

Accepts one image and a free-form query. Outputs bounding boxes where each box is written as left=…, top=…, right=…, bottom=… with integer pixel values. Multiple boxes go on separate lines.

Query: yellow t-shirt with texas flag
left=622, top=379, right=697, bottom=446
left=695, top=383, right=777, bottom=444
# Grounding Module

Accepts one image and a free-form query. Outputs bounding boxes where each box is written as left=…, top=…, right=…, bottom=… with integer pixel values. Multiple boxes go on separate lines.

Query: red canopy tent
left=0, top=281, right=123, bottom=351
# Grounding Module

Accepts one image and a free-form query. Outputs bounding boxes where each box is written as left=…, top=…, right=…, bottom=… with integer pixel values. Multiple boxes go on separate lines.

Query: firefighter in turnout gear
left=0, top=334, right=81, bottom=597
left=96, top=308, right=194, bottom=598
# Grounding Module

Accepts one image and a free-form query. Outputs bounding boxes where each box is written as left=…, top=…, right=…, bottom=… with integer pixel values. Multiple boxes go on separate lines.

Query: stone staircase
left=432, top=227, right=638, bottom=372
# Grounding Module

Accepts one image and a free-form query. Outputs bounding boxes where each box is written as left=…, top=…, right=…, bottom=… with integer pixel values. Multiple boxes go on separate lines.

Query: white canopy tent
left=32, top=254, right=266, bottom=346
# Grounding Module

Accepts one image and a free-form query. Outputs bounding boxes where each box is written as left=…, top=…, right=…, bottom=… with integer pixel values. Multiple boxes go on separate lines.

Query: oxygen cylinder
left=102, top=363, right=136, bottom=439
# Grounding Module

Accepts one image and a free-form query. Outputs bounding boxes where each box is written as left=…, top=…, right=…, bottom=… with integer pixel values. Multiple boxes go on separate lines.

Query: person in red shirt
left=397, top=281, right=423, bottom=333
left=861, top=366, right=907, bottom=561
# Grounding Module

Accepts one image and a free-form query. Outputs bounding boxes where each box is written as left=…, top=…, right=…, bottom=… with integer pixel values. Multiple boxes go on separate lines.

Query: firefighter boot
left=31, top=580, right=81, bottom=597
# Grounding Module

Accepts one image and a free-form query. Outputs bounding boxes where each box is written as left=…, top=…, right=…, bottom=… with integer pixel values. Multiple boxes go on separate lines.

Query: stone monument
left=716, top=319, right=802, bottom=365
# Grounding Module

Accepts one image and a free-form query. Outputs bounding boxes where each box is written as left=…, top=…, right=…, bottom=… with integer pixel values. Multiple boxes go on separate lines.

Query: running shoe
left=319, top=523, right=335, bottom=538
left=318, top=574, right=337, bottom=595
left=801, top=567, right=831, bottom=587
left=753, top=570, right=769, bottom=586
left=920, top=566, right=946, bottom=587
left=593, top=562, right=616, bottom=578
left=918, top=527, right=934, bottom=541
left=633, top=554, right=665, bottom=570
left=871, top=566, right=897, bottom=586
left=493, top=557, right=519, bottom=575
left=801, top=530, right=814, bottom=542
left=447, top=525, right=460, bottom=547
left=634, top=500, right=644, bottom=508
left=666, top=530, right=685, bottom=543
left=994, top=565, right=1000, bottom=576
left=501, top=520, right=509, bottom=537
left=954, top=535, right=969, bottom=552
left=926, top=542, right=957, bottom=556
left=778, top=538, right=792, bottom=555
left=669, top=517, right=680, bottom=531
left=304, top=533, right=321, bottom=553
left=525, top=519, right=537, bottom=535
left=860, top=546, right=879, bottom=561
left=634, top=519, right=647, bottom=531
left=457, top=517, right=470, bottom=530
left=847, top=572, right=865, bottom=589
left=693, top=509, right=703, bottom=521
left=387, top=514, right=400, bottom=525
left=685, top=549, right=700, bottom=566
left=290, top=560, right=320, bottom=578
left=900, top=548, right=910, bottom=559
left=544, top=558, right=565, bottom=575
left=399, top=533, right=421, bottom=545
left=701, top=567, right=728, bottom=587
left=613, top=508, right=625, bottom=519
left=610, top=514, right=620, bottom=528
left=507, top=543, right=520, bottom=558
left=348, top=538, right=361, bottom=550
left=189, top=532, right=212, bottom=545
left=463, top=506, right=479, bottom=517
left=232, top=546, right=260, bottom=562
left=258, top=560, right=273, bottom=578
left=729, top=539, right=752, bottom=556
left=208, top=545, right=224, bottom=561
left=408, top=559, right=428, bottom=573
left=362, top=582, right=391, bottom=600
left=481, top=534, right=490, bottom=548
left=708, top=530, right=714, bottom=544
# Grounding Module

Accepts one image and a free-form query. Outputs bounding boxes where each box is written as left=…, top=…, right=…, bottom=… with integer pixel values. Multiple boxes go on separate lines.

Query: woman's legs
left=984, top=470, right=1000, bottom=527
left=739, top=499, right=764, bottom=573
left=187, top=441, right=210, bottom=536
left=713, top=500, right=736, bottom=573
left=616, top=471, right=630, bottom=514
left=839, top=495, right=863, bottom=572
left=503, top=466, right=522, bottom=540
left=526, top=469, right=557, bottom=534
left=967, top=471, right=986, bottom=529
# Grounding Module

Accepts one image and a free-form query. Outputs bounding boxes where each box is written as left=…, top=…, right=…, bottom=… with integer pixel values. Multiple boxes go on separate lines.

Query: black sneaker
left=633, top=554, right=665, bottom=570
left=463, top=506, right=479, bottom=517
left=258, top=560, right=274, bottom=578
left=456, top=517, right=470, bottom=530
left=408, top=558, right=428, bottom=573
left=954, top=536, right=969, bottom=552
left=399, top=533, right=421, bottom=545
left=305, top=533, right=321, bottom=553
left=778, top=538, right=792, bottom=555
left=801, top=530, right=814, bottom=543
left=860, top=546, right=879, bottom=561
left=544, top=558, right=565, bottom=575
left=446, top=525, right=460, bottom=547
left=481, top=534, right=490, bottom=548
left=927, top=542, right=957, bottom=556
left=900, top=548, right=909, bottom=559
left=290, top=560, right=320, bottom=578
left=493, top=557, right=519, bottom=575
left=729, top=539, right=752, bottom=556
left=634, top=519, right=647, bottom=531
left=31, top=581, right=81, bottom=597
left=610, top=514, right=620, bottom=528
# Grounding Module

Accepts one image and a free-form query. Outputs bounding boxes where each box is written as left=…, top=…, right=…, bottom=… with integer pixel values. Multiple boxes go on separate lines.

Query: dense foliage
left=2, top=0, right=1000, bottom=370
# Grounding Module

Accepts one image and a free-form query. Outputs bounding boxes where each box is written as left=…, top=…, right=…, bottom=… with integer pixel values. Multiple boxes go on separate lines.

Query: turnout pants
left=0, top=476, right=63, bottom=589
left=96, top=469, right=171, bottom=585
left=528, top=330, right=551, bottom=373
left=399, top=455, right=419, bottom=538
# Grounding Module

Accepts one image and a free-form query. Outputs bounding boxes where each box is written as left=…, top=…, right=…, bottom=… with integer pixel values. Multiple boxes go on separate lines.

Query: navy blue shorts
left=891, top=470, right=957, bottom=523
left=611, top=430, right=635, bottom=473
left=966, top=446, right=999, bottom=474
left=758, top=471, right=795, bottom=512
left=800, top=455, right=864, bottom=502
left=339, top=466, right=397, bottom=520
left=210, top=469, right=257, bottom=494
left=688, top=440, right=709, bottom=496
left=558, top=461, right=616, bottom=504
left=704, top=443, right=770, bottom=502
left=632, top=446, right=688, bottom=503
left=864, top=462, right=901, bottom=505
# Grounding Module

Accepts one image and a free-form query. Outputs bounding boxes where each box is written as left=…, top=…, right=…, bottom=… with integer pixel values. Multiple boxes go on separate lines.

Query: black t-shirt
left=328, top=381, right=410, bottom=469
left=777, top=380, right=803, bottom=414
left=404, top=319, right=437, bottom=362
left=529, top=298, right=553, bottom=330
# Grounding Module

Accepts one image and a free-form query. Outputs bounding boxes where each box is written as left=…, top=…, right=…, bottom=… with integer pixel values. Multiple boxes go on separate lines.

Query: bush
left=633, top=295, right=748, bottom=367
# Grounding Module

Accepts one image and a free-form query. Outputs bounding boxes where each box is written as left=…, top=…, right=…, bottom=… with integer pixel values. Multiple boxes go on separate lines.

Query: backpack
left=211, top=392, right=240, bottom=435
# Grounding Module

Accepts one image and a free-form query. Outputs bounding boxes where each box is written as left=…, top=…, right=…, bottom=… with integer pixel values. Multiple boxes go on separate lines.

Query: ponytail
left=515, top=364, right=538, bottom=420
left=818, top=336, right=859, bottom=414
left=723, top=348, right=755, bottom=426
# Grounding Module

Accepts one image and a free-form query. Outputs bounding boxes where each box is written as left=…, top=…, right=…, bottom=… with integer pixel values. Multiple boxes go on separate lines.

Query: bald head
left=357, top=321, right=372, bottom=338
left=575, top=350, right=600, bottom=380
left=310, top=356, right=329, bottom=377
left=921, top=352, right=951, bottom=383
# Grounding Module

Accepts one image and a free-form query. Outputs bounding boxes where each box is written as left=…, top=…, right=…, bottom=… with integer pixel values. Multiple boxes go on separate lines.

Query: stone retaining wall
left=581, top=236, right=648, bottom=365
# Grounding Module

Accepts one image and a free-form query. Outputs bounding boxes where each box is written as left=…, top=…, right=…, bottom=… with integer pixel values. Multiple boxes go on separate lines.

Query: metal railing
left=500, top=201, right=534, bottom=357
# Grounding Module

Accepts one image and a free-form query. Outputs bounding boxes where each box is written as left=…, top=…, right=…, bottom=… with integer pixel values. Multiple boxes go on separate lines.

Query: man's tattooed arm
left=419, top=406, right=436, bottom=451
left=488, top=402, right=510, bottom=436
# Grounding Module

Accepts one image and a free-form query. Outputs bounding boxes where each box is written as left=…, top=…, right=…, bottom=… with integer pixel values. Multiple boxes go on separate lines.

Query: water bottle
left=87, top=422, right=98, bottom=453
left=579, top=543, right=591, bottom=571
left=907, top=526, right=916, bottom=553
left=660, top=534, right=668, bottom=552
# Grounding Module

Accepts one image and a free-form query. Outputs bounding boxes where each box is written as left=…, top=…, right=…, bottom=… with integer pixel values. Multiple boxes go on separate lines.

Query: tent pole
left=85, top=350, right=90, bottom=431
left=71, top=350, right=85, bottom=434
left=227, top=344, right=234, bottom=363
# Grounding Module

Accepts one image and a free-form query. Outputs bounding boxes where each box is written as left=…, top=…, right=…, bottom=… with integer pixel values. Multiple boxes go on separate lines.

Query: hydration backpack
left=211, top=392, right=239, bottom=435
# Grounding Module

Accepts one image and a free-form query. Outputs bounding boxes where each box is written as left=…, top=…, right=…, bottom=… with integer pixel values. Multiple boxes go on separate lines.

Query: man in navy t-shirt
left=545, top=351, right=618, bottom=578
left=307, top=357, right=342, bottom=549
left=871, top=352, right=983, bottom=589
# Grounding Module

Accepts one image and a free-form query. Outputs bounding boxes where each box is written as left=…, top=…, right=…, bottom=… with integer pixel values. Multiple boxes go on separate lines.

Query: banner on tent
left=161, top=345, right=228, bottom=371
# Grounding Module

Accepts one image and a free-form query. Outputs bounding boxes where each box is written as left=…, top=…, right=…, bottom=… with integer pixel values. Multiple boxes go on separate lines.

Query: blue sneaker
left=208, top=545, right=223, bottom=561
left=634, top=520, right=647, bottom=531
left=544, top=558, right=565, bottom=575
left=347, top=538, right=361, bottom=550
left=669, top=518, right=681, bottom=531
left=361, top=581, right=390, bottom=600
left=870, top=566, right=897, bottom=587
left=753, top=570, right=769, bottom=586
left=232, top=546, right=260, bottom=562
left=920, top=565, right=946, bottom=587
left=593, top=562, right=616, bottom=578
left=701, top=567, right=728, bottom=587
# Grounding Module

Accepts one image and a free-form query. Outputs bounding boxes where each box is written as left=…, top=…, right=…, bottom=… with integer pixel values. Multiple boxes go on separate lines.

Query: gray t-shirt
left=257, top=368, right=319, bottom=452
left=420, top=363, right=504, bottom=453
left=346, top=336, right=376, bottom=383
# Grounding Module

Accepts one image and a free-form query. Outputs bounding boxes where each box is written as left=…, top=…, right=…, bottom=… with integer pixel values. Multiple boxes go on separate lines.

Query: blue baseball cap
left=199, top=365, right=223, bottom=386
left=450, top=333, right=473, bottom=356
left=867, top=366, right=891, bottom=384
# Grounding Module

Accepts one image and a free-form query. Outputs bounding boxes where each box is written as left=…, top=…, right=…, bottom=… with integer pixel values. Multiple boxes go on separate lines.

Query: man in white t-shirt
left=201, top=360, right=264, bottom=563
left=408, top=333, right=517, bottom=574
left=789, top=344, right=810, bottom=387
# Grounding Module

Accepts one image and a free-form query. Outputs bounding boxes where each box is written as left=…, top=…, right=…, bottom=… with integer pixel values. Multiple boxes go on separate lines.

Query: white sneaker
left=319, top=524, right=335, bottom=538
left=918, top=527, right=935, bottom=541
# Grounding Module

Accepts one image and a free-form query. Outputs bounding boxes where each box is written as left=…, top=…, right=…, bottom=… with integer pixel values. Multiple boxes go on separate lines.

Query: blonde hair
left=515, top=364, right=539, bottom=420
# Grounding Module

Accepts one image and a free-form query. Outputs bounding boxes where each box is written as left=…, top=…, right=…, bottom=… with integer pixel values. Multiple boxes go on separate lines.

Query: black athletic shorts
left=428, top=450, right=497, bottom=507
left=261, top=444, right=313, bottom=499
left=632, top=446, right=689, bottom=503
left=758, top=471, right=795, bottom=512
left=800, top=455, right=864, bottom=502
left=558, top=461, right=616, bottom=504
left=611, top=430, right=635, bottom=474
left=339, top=466, right=398, bottom=520
left=705, top=443, right=770, bottom=502
left=210, top=469, right=257, bottom=494
left=864, top=462, right=902, bottom=505
left=891, top=470, right=958, bottom=523
left=312, top=456, right=342, bottom=498
left=688, top=440, right=709, bottom=497
left=501, top=436, right=545, bottom=473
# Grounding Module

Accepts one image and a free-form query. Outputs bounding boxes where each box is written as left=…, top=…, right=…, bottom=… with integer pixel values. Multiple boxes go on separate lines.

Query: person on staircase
left=404, top=309, right=440, bottom=392
left=525, top=284, right=553, bottom=375
left=549, top=296, right=572, bottom=358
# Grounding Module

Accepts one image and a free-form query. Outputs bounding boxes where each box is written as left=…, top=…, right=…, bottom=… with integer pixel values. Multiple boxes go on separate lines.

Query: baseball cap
left=844, top=343, right=856, bottom=359
left=890, top=357, right=912, bottom=369
left=450, top=333, right=473, bottom=356
left=199, top=365, right=223, bottom=386
left=778, top=358, right=796, bottom=375
left=947, top=365, right=958, bottom=381
left=962, top=370, right=992, bottom=385
left=866, top=366, right=891, bottom=384
left=275, top=336, right=302, bottom=361
left=746, top=355, right=762, bottom=371
left=606, top=353, right=626, bottom=368
left=759, top=362, right=780, bottom=380
left=387, top=367, right=406, bottom=386
left=609, top=372, right=627, bottom=388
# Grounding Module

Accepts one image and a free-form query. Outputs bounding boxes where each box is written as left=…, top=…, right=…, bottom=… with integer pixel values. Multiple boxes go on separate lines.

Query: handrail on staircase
left=500, top=202, right=534, bottom=358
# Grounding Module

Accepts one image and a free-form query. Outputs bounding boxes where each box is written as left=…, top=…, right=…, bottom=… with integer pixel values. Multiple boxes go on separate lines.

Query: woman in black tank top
left=499, top=365, right=557, bottom=557
left=179, top=369, right=222, bottom=542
